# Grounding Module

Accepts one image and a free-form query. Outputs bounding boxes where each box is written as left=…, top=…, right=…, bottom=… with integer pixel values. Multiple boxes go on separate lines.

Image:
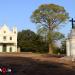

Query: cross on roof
left=69, top=18, right=75, bottom=28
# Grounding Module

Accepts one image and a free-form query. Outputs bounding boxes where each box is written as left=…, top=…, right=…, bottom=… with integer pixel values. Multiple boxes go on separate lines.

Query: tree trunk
left=48, top=24, right=53, bottom=54
left=49, top=43, right=53, bottom=54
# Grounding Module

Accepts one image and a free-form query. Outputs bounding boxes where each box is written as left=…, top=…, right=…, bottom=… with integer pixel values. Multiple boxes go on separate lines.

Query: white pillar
left=70, top=39, right=75, bottom=57
left=7, top=45, right=10, bottom=52
left=0, top=45, right=2, bottom=52
left=66, top=39, right=71, bottom=56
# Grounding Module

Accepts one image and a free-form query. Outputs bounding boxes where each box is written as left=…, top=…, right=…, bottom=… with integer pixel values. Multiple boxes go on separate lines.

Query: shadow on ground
left=0, top=56, right=75, bottom=75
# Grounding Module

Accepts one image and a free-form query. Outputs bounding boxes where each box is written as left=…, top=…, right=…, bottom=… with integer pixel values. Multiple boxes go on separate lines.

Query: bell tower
left=13, top=26, right=17, bottom=34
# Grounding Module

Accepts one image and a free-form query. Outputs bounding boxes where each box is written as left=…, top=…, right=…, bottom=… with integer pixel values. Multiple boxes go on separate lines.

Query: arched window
left=10, top=37, right=12, bottom=40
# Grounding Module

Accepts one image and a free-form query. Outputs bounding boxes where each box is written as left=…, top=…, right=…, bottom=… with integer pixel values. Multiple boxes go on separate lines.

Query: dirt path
left=0, top=53, right=75, bottom=75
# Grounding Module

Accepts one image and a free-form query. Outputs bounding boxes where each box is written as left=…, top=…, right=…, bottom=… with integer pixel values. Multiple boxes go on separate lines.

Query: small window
left=14, top=31, right=16, bottom=34
left=3, top=36, right=6, bottom=40
left=10, top=37, right=12, bottom=40
left=4, top=31, right=6, bottom=33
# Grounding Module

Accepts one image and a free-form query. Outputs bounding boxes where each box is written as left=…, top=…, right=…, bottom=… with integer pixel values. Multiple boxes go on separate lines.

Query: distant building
left=0, top=24, right=17, bottom=52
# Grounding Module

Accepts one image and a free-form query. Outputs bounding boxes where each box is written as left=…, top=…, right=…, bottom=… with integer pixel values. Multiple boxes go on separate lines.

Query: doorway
left=10, top=47, right=12, bottom=52
left=3, top=44, right=6, bottom=52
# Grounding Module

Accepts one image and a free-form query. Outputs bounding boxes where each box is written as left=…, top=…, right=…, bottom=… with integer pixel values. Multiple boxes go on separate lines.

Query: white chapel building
left=0, top=24, right=17, bottom=52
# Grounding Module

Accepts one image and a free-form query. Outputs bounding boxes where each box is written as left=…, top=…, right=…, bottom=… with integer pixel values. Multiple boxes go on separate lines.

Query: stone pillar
left=71, top=39, right=75, bottom=57
left=66, top=39, right=71, bottom=56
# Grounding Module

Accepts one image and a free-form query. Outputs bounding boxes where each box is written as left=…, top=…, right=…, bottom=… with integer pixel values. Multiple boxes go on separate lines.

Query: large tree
left=31, top=4, right=69, bottom=54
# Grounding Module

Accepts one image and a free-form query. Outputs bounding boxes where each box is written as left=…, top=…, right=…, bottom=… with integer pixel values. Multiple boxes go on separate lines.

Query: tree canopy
left=17, top=30, right=48, bottom=53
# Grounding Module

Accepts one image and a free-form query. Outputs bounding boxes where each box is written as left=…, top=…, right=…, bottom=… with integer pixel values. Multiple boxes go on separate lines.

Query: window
left=14, top=31, right=16, bottom=34
left=3, top=36, right=6, bottom=40
left=10, top=37, right=12, bottom=40
left=4, top=31, right=6, bottom=33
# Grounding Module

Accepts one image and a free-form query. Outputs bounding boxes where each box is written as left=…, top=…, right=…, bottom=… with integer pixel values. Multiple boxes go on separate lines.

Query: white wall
left=0, top=24, right=17, bottom=52
left=66, top=39, right=71, bottom=56
left=7, top=45, right=17, bottom=52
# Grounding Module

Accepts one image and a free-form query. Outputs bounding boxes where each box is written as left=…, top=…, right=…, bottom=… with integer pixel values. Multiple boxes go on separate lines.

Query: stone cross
left=69, top=18, right=75, bottom=28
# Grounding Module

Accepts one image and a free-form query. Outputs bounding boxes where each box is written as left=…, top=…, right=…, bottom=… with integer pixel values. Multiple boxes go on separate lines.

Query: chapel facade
left=0, top=24, right=17, bottom=52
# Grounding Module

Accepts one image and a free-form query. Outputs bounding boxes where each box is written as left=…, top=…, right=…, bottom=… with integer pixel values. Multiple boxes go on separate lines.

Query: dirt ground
left=0, top=53, right=75, bottom=75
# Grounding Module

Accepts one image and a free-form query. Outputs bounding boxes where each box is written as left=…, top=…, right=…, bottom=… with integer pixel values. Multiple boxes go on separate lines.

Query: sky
left=0, top=0, right=75, bottom=37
